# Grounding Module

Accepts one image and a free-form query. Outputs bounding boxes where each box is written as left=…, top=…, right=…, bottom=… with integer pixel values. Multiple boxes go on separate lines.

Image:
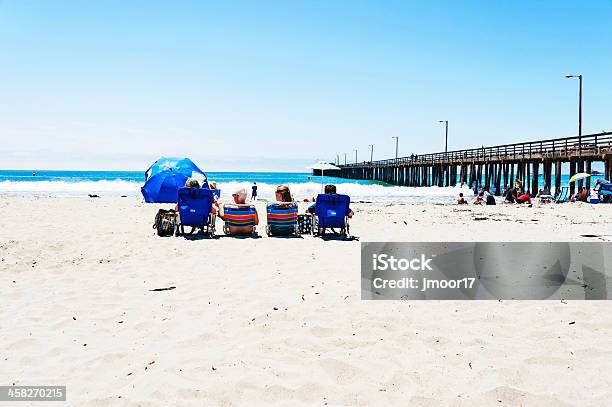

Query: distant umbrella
left=306, top=161, right=341, bottom=191
left=569, top=172, right=591, bottom=183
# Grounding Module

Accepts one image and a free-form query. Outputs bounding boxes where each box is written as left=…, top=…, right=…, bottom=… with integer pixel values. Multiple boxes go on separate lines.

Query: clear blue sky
left=1, top=0, right=610, bottom=171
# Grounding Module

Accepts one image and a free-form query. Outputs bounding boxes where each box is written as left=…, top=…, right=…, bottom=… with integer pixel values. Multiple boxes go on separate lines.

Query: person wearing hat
left=216, top=188, right=259, bottom=235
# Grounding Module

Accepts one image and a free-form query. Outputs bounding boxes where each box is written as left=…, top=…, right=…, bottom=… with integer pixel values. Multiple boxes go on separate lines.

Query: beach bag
left=297, top=214, right=312, bottom=235
left=153, top=209, right=176, bottom=236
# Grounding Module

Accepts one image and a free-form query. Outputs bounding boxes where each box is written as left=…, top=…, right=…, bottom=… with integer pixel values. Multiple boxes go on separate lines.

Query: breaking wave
left=0, top=179, right=473, bottom=202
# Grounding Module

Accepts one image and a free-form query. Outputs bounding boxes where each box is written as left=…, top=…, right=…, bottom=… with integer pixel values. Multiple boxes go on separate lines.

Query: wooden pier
left=336, top=132, right=612, bottom=197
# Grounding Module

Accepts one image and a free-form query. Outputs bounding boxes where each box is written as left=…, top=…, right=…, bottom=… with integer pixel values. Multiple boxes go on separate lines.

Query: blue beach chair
left=312, top=194, right=351, bottom=238
left=223, top=205, right=258, bottom=236
left=176, top=187, right=216, bottom=237
left=266, top=203, right=298, bottom=236
left=554, top=186, right=570, bottom=203
left=596, top=181, right=612, bottom=203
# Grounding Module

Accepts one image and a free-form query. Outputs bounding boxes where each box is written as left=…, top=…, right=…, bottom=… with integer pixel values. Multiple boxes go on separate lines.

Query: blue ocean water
left=0, top=169, right=591, bottom=202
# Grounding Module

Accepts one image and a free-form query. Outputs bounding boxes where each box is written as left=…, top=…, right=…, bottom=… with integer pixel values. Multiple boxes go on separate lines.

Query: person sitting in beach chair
left=175, top=186, right=216, bottom=237
left=571, top=187, right=589, bottom=202
left=217, top=188, right=259, bottom=236
left=174, top=178, right=202, bottom=211
left=266, top=185, right=298, bottom=236
left=594, top=179, right=612, bottom=203
left=307, top=184, right=353, bottom=238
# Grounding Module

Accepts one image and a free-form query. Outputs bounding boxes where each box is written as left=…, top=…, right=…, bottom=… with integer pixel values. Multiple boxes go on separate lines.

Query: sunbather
left=306, top=184, right=354, bottom=217
left=267, top=186, right=298, bottom=236
left=571, top=187, right=589, bottom=202
left=175, top=178, right=201, bottom=212
left=503, top=184, right=515, bottom=203
left=483, top=188, right=496, bottom=205
left=216, top=188, right=259, bottom=235
left=514, top=187, right=532, bottom=204
left=457, top=192, right=468, bottom=205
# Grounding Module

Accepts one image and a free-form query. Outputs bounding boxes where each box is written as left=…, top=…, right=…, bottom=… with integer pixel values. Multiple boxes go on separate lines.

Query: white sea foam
left=0, top=179, right=473, bottom=202
left=0, top=180, right=141, bottom=195
left=219, top=181, right=473, bottom=202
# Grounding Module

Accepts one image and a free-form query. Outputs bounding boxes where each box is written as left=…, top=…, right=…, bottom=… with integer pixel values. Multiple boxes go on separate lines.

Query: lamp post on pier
left=565, top=74, right=583, bottom=157
left=368, top=144, right=374, bottom=163
left=439, top=120, right=449, bottom=153
left=391, top=137, right=399, bottom=159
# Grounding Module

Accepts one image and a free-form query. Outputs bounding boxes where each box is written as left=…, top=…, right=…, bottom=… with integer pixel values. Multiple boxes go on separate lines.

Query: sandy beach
left=2, top=196, right=612, bottom=406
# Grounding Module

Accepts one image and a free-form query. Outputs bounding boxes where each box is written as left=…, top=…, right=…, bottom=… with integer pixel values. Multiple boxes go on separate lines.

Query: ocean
left=0, top=170, right=583, bottom=203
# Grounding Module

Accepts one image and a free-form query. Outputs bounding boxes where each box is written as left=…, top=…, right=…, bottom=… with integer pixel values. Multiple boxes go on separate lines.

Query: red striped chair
left=222, top=205, right=257, bottom=236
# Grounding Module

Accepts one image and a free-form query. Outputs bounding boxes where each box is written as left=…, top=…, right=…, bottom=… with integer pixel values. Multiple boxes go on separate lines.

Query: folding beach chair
left=596, top=181, right=612, bottom=203
left=223, top=205, right=258, bottom=236
left=312, top=194, right=351, bottom=238
left=266, top=203, right=299, bottom=236
left=176, top=187, right=216, bottom=237
left=554, top=186, right=570, bottom=203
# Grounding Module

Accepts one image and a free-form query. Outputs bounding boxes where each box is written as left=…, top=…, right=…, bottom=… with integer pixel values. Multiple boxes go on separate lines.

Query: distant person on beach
left=515, top=178, right=523, bottom=190
left=275, top=185, right=293, bottom=203
left=473, top=191, right=484, bottom=205
left=483, top=188, right=496, bottom=205
left=457, top=193, right=468, bottom=205
left=306, top=184, right=354, bottom=218
left=503, top=184, right=515, bottom=203
left=251, top=182, right=257, bottom=200
left=571, top=187, right=589, bottom=202
left=216, top=188, right=259, bottom=235
left=513, top=187, right=532, bottom=205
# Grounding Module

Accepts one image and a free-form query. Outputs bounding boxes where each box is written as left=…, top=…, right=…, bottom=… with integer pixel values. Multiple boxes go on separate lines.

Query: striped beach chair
left=266, top=203, right=298, bottom=236
left=554, top=186, right=570, bottom=203
left=222, top=205, right=258, bottom=236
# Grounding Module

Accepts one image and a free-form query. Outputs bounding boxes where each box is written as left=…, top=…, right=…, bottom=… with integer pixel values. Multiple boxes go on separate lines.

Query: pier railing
left=340, top=131, right=612, bottom=168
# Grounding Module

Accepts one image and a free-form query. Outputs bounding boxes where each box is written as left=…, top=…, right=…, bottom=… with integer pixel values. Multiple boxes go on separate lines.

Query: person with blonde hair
left=267, top=185, right=298, bottom=236
left=275, top=185, right=292, bottom=203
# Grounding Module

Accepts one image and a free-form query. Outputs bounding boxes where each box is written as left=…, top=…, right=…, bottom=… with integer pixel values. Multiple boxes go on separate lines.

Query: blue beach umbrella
left=141, top=170, right=189, bottom=203
left=145, top=157, right=206, bottom=181
left=141, top=157, right=209, bottom=203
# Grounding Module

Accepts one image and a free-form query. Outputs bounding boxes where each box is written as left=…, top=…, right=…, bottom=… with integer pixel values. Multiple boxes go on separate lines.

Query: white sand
left=2, top=196, right=612, bottom=406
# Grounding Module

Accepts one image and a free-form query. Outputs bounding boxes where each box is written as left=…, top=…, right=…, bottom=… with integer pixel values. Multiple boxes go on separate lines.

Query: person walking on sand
left=251, top=182, right=257, bottom=200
